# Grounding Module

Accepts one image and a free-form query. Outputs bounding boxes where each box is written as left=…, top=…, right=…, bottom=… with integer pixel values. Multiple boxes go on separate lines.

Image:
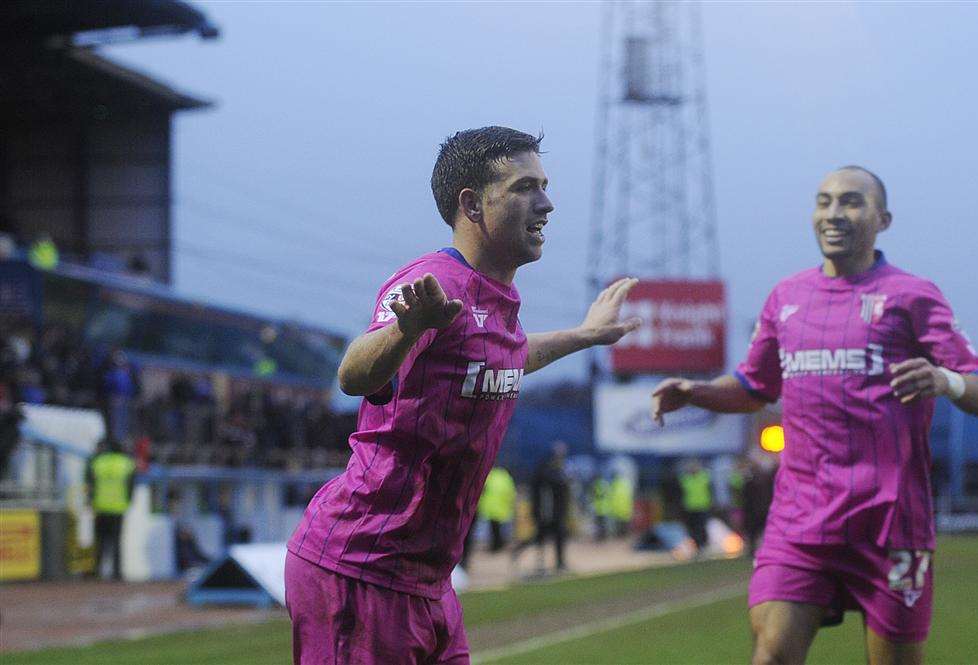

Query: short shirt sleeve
left=734, top=288, right=782, bottom=402
left=360, top=261, right=447, bottom=403
left=907, top=282, right=978, bottom=374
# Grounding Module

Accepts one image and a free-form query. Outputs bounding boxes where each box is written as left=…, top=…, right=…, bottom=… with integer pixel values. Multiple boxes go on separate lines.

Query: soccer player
left=651, top=166, right=978, bottom=665
left=286, top=126, right=640, bottom=664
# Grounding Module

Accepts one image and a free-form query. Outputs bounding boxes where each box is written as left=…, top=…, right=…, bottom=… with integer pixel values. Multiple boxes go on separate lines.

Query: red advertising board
left=611, top=279, right=726, bottom=373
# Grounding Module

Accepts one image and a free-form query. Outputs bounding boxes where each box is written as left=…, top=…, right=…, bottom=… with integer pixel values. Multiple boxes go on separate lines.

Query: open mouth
left=526, top=220, right=547, bottom=243
left=820, top=227, right=849, bottom=244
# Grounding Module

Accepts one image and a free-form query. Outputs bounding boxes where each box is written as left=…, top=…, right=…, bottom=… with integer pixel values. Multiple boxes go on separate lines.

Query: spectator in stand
left=16, top=366, right=46, bottom=404
left=99, top=348, right=140, bottom=443
left=216, top=407, right=257, bottom=467
left=0, top=389, right=24, bottom=480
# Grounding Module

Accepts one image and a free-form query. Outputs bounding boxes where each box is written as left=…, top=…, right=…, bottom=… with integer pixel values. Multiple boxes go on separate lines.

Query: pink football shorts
left=748, top=533, right=933, bottom=643
left=285, top=551, right=470, bottom=664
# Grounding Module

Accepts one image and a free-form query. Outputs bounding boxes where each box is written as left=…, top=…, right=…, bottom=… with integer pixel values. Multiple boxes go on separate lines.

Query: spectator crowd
left=1, top=324, right=354, bottom=470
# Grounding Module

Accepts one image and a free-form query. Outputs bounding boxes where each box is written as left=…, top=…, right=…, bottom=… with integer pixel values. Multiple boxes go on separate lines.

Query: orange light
left=760, top=425, right=785, bottom=453
left=722, top=533, right=745, bottom=557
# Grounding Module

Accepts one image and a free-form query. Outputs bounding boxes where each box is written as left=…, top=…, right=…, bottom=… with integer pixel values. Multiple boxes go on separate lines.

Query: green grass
left=8, top=536, right=978, bottom=665
left=461, top=555, right=749, bottom=626
left=484, top=536, right=978, bottom=665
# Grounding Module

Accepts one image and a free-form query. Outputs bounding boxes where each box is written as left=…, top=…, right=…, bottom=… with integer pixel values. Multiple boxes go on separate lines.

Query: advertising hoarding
left=611, top=279, right=725, bottom=373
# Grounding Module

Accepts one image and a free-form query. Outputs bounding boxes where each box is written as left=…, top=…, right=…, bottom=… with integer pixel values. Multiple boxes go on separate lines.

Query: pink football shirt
left=736, top=253, right=978, bottom=550
left=288, top=249, right=527, bottom=599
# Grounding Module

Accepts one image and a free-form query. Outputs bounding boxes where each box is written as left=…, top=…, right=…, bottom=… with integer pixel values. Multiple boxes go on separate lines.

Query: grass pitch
left=8, top=536, right=978, bottom=664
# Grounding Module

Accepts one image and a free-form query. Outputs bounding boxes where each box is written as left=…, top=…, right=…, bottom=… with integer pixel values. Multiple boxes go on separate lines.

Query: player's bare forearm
left=889, top=358, right=978, bottom=415
left=525, top=329, right=595, bottom=375
left=651, top=374, right=765, bottom=426
left=525, top=277, right=642, bottom=375
left=689, top=375, right=767, bottom=413
left=337, top=324, right=423, bottom=396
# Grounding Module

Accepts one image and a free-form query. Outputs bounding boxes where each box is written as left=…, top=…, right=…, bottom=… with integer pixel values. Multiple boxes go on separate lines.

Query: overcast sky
left=105, top=1, right=978, bottom=385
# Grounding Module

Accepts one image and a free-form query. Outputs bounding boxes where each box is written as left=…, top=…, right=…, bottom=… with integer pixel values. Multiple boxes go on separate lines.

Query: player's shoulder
left=766, top=267, right=822, bottom=300
left=377, top=251, right=469, bottom=297
left=777, top=266, right=822, bottom=288
left=875, top=262, right=945, bottom=302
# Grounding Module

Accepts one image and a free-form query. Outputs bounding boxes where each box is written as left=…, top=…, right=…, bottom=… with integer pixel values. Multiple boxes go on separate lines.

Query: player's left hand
left=580, top=277, right=642, bottom=346
left=889, top=357, right=949, bottom=404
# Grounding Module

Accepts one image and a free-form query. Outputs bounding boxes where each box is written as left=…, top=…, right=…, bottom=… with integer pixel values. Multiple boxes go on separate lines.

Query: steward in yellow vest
left=679, top=460, right=713, bottom=549
left=591, top=477, right=612, bottom=540
left=609, top=476, right=634, bottom=528
left=86, top=438, right=136, bottom=580
left=477, top=467, right=517, bottom=552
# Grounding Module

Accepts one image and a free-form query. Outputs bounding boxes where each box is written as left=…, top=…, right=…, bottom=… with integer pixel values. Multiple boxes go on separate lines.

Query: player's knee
left=752, top=640, right=790, bottom=665
left=751, top=622, right=797, bottom=665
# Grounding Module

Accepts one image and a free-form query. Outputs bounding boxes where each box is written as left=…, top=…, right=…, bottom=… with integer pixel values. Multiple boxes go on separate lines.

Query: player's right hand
left=650, top=377, right=694, bottom=427
left=390, top=273, right=463, bottom=337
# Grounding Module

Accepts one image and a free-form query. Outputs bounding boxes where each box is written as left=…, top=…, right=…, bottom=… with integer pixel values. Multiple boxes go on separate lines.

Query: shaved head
left=837, top=165, right=887, bottom=211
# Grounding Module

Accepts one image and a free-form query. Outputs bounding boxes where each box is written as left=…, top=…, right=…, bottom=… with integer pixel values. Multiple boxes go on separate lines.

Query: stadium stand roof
left=0, top=0, right=219, bottom=44
left=0, top=47, right=211, bottom=118
left=0, top=1, right=216, bottom=118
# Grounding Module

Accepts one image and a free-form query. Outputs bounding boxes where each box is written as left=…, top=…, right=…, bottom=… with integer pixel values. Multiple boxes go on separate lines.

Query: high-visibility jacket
left=592, top=478, right=612, bottom=517
left=680, top=469, right=712, bottom=513
left=609, top=477, right=634, bottom=522
left=28, top=238, right=59, bottom=270
left=90, top=452, right=135, bottom=515
left=478, top=467, right=516, bottom=523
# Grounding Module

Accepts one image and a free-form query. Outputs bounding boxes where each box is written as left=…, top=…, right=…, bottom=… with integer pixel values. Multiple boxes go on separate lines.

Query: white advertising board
left=228, top=543, right=287, bottom=605
left=595, top=381, right=745, bottom=454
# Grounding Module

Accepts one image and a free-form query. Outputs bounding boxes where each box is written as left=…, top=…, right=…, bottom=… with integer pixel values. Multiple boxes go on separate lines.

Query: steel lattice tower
left=587, top=0, right=719, bottom=296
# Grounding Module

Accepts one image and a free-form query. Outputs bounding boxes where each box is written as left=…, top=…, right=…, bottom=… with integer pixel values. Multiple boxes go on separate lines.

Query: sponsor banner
left=595, top=381, right=744, bottom=454
left=612, top=279, right=726, bottom=373
left=0, top=509, right=41, bottom=581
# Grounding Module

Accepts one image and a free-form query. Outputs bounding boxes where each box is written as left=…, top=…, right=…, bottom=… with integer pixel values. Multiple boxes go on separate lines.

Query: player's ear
left=878, top=210, right=892, bottom=232
left=458, top=188, right=482, bottom=224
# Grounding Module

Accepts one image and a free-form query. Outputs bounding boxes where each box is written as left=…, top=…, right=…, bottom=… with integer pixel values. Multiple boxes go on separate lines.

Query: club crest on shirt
left=860, top=293, right=887, bottom=325
left=376, top=284, right=409, bottom=323
left=779, top=304, right=800, bottom=323
left=471, top=306, right=489, bottom=328
left=902, top=589, right=923, bottom=608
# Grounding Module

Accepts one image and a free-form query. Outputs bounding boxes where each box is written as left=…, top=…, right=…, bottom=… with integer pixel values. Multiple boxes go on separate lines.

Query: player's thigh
left=864, top=624, right=924, bottom=665
left=749, top=600, right=825, bottom=665
left=841, top=544, right=931, bottom=664
left=285, top=553, right=430, bottom=665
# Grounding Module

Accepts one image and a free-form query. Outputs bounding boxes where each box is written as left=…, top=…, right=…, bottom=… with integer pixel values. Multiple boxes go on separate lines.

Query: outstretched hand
left=390, top=273, right=463, bottom=337
left=650, top=377, right=694, bottom=426
left=581, top=277, right=643, bottom=346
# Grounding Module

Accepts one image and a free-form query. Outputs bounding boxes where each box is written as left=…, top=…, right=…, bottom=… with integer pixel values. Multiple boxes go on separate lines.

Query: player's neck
left=451, top=240, right=516, bottom=284
left=822, top=250, right=877, bottom=278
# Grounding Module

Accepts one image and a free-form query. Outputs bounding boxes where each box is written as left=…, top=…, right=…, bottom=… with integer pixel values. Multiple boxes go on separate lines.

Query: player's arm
left=897, top=283, right=978, bottom=414
left=889, top=359, right=978, bottom=415
left=338, top=274, right=462, bottom=396
left=525, top=278, right=641, bottom=375
left=650, top=374, right=766, bottom=426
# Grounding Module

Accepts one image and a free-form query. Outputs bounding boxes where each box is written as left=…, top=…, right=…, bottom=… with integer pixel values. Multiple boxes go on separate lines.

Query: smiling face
left=478, top=151, right=554, bottom=268
left=812, top=169, right=891, bottom=276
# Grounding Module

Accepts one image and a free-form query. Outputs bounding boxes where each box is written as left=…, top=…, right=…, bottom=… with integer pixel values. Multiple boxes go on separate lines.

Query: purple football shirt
left=736, top=253, right=978, bottom=550
left=288, top=249, right=527, bottom=599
